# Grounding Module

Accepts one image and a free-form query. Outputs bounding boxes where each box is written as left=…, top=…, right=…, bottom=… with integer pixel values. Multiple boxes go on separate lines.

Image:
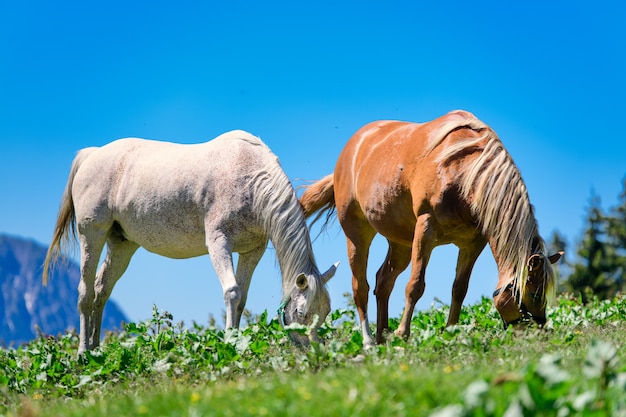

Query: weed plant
left=2, top=295, right=626, bottom=416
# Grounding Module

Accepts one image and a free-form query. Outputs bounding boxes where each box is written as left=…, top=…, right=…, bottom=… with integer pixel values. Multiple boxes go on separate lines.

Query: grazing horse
left=43, top=131, right=337, bottom=352
left=300, top=110, right=563, bottom=347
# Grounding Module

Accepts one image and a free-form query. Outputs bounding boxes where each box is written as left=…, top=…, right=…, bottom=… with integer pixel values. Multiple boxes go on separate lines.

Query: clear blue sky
left=1, top=1, right=624, bottom=326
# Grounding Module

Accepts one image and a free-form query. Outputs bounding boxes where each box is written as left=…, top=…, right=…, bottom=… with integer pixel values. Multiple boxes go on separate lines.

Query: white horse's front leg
left=233, top=243, right=266, bottom=327
left=206, top=232, right=239, bottom=328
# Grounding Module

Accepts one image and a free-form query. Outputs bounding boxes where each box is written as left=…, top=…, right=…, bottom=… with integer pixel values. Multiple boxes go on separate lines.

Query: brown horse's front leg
left=447, top=241, right=486, bottom=326
left=374, top=241, right=412, bottom=343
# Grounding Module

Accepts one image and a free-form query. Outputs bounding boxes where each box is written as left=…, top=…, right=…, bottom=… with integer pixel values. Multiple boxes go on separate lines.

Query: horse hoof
left=362, top=338, right=376, bottom=350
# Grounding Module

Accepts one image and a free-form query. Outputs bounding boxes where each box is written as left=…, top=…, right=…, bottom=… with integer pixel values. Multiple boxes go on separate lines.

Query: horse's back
left=334, top=119, right=434, bottom=204
left=332, top=120, right=428, bottom=244
left=69, top=132, right=275, bottom=257
left=333, top=111, right=486, bottom=244
left=336, top=111, right=484, bottom=196
left=74, top=132, right=271, bottom=201
left=339, top=111, right=479, bottom=170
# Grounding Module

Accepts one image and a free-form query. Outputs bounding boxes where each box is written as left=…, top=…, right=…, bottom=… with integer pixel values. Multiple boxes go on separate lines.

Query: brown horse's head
left=493, top=251, right=563, bottom=327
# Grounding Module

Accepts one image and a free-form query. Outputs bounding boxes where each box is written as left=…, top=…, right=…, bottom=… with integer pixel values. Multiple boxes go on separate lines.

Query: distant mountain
left=0, top=234, right=128, bottom=347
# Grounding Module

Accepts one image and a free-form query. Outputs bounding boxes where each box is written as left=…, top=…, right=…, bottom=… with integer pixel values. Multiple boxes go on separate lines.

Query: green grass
left=2, top=296, right=626, bottom=416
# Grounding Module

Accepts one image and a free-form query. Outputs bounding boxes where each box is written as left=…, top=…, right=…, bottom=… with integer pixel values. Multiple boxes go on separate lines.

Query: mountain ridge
left=0, top=233, right=128, bottom=347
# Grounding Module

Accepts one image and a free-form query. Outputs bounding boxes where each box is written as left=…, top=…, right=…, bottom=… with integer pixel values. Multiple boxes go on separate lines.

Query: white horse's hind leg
left=78, top=228, right=138, bottom=353
left=77, top=227, right=108, bottom=353
left=206, top=231, right=240, bottom=328
left=91, top=235, right=139, bottom=344
left=233, top=243, right=267, bottom=326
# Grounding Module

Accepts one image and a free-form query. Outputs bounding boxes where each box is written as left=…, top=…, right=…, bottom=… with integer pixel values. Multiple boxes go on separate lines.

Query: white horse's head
left=278, top=262, right=338, bottom=344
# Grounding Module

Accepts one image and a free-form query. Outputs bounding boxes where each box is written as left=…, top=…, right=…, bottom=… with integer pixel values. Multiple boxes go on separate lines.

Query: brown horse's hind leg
left=447, top=241, right=486, bottom=326
left=374, top=241, right=411, bottom=343
left=342, top=211, right=377, bottom=347
left=395, top=214, right=434, bottom=340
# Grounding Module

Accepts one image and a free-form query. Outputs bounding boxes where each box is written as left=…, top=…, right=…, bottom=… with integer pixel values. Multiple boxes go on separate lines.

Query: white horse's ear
left=296, top=273, right=308, bottom=290
left=321, top=261, right=339, bottom=284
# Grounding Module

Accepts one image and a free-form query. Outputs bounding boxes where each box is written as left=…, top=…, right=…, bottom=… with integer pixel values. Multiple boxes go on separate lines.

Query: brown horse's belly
left=371, top=222, right=415, bottom=246
left=360, top=193, right=416, bottom=246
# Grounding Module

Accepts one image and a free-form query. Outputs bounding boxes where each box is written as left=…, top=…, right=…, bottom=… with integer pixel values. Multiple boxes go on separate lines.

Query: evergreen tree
left=562, top=193, right=622, bottom=303
left=605, top=177, right=626, bottom=283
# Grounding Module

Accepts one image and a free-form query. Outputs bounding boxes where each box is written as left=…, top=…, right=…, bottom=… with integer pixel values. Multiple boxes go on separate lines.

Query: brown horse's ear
left=296, top=273, right=308, bottom=290
left=527, top=253, right=544, bottom=273
left=548, top=251, right=564, bottom=264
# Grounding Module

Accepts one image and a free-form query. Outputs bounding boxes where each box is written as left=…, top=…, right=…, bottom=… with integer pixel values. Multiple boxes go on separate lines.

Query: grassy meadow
left=2, top=295, right=626, bottom=416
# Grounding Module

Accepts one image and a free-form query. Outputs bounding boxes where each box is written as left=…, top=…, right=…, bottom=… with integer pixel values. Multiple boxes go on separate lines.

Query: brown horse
left=300, top=110, right=563, bottom=347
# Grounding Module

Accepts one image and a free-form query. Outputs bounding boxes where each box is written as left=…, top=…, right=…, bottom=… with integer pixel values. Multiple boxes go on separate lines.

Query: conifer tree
left=562, top=193, right=622, bottom=303
left=604, top=178, right=626, bottom=285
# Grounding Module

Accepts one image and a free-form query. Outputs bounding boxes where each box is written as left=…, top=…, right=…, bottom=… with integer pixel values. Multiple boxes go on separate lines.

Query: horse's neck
left=250, top=158, right=318, bottom=289
left=254, top=176, right=317, bottom=289
left=489, top=227, right=541, bottom=287
left=266, top=208, right=317, bottom=291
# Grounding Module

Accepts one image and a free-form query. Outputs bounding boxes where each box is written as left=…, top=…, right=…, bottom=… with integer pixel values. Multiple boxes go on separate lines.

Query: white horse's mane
left=249, top=155, right=321, bottom=296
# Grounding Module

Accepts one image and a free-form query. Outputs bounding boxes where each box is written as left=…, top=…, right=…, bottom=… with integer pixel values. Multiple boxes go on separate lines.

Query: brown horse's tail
left=42, top=147, right=96, bottom=285
left=299, top=174, right=336, bottom=225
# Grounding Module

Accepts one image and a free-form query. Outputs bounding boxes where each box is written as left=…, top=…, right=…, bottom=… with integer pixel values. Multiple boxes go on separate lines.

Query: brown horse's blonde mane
left=428, top=111, right=555, bottom=306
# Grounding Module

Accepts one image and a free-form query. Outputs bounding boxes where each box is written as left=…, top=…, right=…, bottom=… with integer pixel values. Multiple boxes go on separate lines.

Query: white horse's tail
left=42, top=147, right=97, bottom=285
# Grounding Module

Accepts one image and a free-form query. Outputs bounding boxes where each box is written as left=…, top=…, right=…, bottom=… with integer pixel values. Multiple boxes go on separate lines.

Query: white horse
left=43, top=131, right=337, bottom=352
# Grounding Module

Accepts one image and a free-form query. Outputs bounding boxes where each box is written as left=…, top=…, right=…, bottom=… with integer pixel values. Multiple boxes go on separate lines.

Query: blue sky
left=1, top=1, right=625, bottom=326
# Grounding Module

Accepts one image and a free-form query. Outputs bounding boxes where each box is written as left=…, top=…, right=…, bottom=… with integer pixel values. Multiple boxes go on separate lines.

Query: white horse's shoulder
left=212, top=130, right=268, bottom=148
left=104, top=137, right=167, bottom=150
left=213, top=129, right=257, bottom=141
left=75, top=146, right=99, bottom=161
